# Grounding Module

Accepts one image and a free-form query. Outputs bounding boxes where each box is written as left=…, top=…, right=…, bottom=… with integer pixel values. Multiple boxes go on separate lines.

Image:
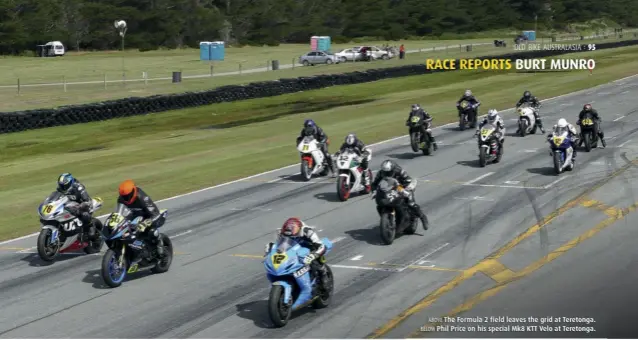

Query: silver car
left=299, top=51, right=340, bottom=66
left=334, top=48, right=363, bottom=62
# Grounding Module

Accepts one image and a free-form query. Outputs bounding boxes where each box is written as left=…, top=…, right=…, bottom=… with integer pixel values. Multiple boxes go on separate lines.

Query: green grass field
left=2, top=34, right=634, bottom=112
left=1, top=45, right=637, bottom=241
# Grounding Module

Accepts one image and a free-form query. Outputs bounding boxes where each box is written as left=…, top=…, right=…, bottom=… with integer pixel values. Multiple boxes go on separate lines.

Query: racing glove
left=303, top=253, right=317, bottom=265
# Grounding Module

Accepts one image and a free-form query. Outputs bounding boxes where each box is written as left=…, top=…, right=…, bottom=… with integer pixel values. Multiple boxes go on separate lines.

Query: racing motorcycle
left=517, top=103, right=537, bottom=136
left=373, top=178, right=418, bottom=245
left=579, top=116, right=598, bottom=152
left=36, top=192, right=105, bottom=262
left=407, top=116, right=435, bottom=155
left=477, top=123, right=503, bottom=167
left=99, top=204, right=172, bottom=288
left=549, top=128, right=575, bottom=174
left=264, top=236, right=334, bottom=327
left=297, top=136, right=329, bottom=181
left=458, top=100, right=477, bottom=131
left=335, top=149, right=372, bottom=201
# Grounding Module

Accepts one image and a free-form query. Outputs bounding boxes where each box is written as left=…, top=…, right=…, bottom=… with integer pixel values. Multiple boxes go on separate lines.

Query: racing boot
left=430, top=134, right=438, bottom=151
left=408, top=202, right=429, bottom=231
left=572, top=147, right=577, bottom=164
left=362, top=168, right=371, bottom=192
left=536, top=116, right=545, bottom=133
left=599, top=133, right=606, bottom=148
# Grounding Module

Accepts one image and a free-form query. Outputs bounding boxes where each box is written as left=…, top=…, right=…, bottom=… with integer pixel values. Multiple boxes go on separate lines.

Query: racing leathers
left=296, top=125, right=334, bottom=175
left=577, top=108, right=606, bottom=148
left=547, top=122, right=578, bottom=162
left=264, top=223, right=330, bottom=289
left=59, top=181, right=96, bottom=241
left=406, top=108, right=438, bottom=150
left=476, top=114, right=506, bottom=153
left=456, top=94, right=481, bottom=123
left=337, top=139, right=372, bottom=187
left=516, top=95, right=545, bottom=133
left=371, top=162, right=429, bottom=230
left=117, top=187, right=166, bottom=256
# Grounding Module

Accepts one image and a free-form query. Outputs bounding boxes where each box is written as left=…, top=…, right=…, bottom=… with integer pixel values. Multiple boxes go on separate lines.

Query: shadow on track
left=314, top=192, right=343, bottom=203
left=345, top=227, right=387, bottom=245
left=235, top=300, right=319, bottom=329
left=456, top=160, right=482, bottom=168
left=527, top=167, right=556, bottom=176
left=387, top=153, right=421, bottom=160
left=20, top=252, right=86, bottom=267
left=82, top=268, right=155, bottom=289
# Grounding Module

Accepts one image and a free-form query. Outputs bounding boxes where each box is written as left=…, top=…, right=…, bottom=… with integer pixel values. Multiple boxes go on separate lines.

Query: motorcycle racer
left=117, top=180, right=166, bottom=257
left=56, top=173, right=97, bottom=242
left=336, top=133, right=372, bottom=189
left=547, top=118, right=578, bottom=163
left=264, top=217, right=329, bottom=288
left=515, top=90, right=545, bottom=133
left=475, top=109, right=506, bottom=153
left=296, top=119, right=334, bottom=176
left=407, top=104, right=438, bottom=150
left=577, top=104, right=606, bottom=148
left=371, top=160, right=429, bottom=230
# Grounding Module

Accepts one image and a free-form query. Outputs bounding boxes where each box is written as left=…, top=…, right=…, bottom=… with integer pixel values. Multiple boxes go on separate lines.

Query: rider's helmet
left=583, top=104, right=592, bottom=111
left=380, top=159, right=395, bottom=175
left=523, top=90, right=531, bottom=98
left=557, top=118, right=568, bottom=128
left=411, top=104, right=420, bottom=112
left=487, top=109, right=498, bottom=123
left=57, top=173, right=75, bottom=193
left=303, top=119, right=316, bottom=136
left=281, top=217, right=303, bottom=237
left=345, top=133, right=357, bottom=146
left=464, top=89, right=472, bottom=97
left=118, top=179, right=138, bottom=205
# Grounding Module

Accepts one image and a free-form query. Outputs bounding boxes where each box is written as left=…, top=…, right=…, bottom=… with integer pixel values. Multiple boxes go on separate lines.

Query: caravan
left=36, top=41, right=65, bottom=57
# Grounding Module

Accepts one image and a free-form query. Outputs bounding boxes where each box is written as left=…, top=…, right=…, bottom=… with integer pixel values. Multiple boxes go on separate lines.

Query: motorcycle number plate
left=294, top=266, right=309, bottom=278
left=302, top=145, right=309, bottom=151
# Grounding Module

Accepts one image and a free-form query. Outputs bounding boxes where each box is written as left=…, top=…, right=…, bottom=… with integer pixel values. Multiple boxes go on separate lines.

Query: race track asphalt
left=1, top=75, right=637, bottom=339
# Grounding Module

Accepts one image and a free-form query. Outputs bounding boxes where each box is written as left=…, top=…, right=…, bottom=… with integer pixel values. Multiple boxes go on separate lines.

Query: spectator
left=399, top=44, right=405, bottom=59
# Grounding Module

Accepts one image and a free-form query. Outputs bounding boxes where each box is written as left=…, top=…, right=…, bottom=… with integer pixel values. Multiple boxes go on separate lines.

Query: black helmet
left=523, top=91, right=531, bottom=98
left=411, top=104, right=420, bottom=111
left=583, top=103, right=592, bottom=111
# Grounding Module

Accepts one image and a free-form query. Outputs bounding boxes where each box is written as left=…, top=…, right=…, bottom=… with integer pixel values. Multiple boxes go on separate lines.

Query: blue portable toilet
left=210, top=41, right=225, bottom=61
left=311, top=36, right=331, bottom=52
left=522, top=30, right=536, bottom=41
left=200, top=42, right=211, bottom=61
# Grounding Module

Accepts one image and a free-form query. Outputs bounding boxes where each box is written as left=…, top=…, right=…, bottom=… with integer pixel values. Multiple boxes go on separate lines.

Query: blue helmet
left=304, top=119, right=315, bottom=128
left=57, top=173, right=75, bottom=193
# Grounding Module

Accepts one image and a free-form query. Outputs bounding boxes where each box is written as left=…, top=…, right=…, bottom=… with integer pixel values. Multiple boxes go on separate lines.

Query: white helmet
left=464, top=89, right=472, bottom=96
left=487, top=109, right=498, bottom=121
left=557, top=118, right=567, bottom=128
left=380, top=160, right=393, bottom=172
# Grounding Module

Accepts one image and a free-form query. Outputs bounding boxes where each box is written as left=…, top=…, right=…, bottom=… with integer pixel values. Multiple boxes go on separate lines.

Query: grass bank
left=2, top=35, right=634, bottom=112
left=1, top=45, right=637, bottom=241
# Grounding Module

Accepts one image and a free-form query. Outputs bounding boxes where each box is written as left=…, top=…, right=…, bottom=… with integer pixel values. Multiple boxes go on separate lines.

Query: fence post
left=266, top=60, right=269, bottom=71
left=144, top=71, right=148, bottom=86
left=292, top=58, right=295, bottom=69
left=17, top=78, right=20, bottom=94
left=210, top=64, right=213, bottom=77
left=239, top=62, right=242, bottom=75
left=104, top=74, right=107, bottom=89
left=63, top=76, right=67, bottom=92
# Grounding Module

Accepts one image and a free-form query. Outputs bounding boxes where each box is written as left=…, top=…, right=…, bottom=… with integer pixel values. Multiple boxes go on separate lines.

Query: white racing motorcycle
left=335, top=148, right=372, bottom=201
left=37, top=191, right=105, bottom=262
left=517, top=103, right=537, bottom=136
left=297, top=136, right=330, bottom=181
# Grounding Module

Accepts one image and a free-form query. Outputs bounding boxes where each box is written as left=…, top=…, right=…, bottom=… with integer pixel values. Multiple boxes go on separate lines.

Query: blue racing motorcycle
left=264, top=237, right=334, bottom=327
left=548, top=128, right=575, bottom=175
left=99, top=203, right=173, bottom=288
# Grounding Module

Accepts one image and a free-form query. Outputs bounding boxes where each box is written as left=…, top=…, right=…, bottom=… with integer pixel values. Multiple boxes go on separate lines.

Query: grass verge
left=0, top=45, right=637, bottom=241
left=2, top=36, right=633, bottom=112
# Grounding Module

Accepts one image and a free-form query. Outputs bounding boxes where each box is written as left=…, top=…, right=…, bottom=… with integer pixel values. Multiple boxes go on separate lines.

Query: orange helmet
left=281, top=217, right=303, bottom=237
left=118, top=179, right=138, bottom=205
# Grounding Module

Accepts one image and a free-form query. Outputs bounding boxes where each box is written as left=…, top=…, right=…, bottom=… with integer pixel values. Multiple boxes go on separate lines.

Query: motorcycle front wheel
left=268, top=285, right=292, bottom=328
left=379, top=212, right=396, bottom=245
left=101, top=249, right=128, bottom=288
left=37, top=228, right=60, bottom=262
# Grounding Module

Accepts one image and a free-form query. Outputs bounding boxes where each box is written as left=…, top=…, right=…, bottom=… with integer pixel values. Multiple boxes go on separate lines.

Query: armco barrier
left=1, top=39, right=637, bottom=135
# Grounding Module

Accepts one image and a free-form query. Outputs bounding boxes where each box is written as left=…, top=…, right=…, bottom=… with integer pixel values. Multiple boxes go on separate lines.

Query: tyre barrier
left=1, top=39, right=637, bottom=135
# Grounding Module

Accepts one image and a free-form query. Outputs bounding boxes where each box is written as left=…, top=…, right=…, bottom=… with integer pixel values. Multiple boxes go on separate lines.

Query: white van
left=45, top=41, right=65, bottom=56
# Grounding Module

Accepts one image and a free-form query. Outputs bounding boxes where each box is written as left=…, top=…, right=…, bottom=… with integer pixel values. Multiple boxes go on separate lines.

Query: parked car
left=334, top=48, right=362, bottom=62
left=361, top=46, right=393, bottom=60
left=299, top=51, right=340, bottom=66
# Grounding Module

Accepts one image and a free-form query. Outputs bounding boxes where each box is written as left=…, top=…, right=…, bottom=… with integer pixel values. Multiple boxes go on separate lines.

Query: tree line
left=0, top=0, right=636, bottom=55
